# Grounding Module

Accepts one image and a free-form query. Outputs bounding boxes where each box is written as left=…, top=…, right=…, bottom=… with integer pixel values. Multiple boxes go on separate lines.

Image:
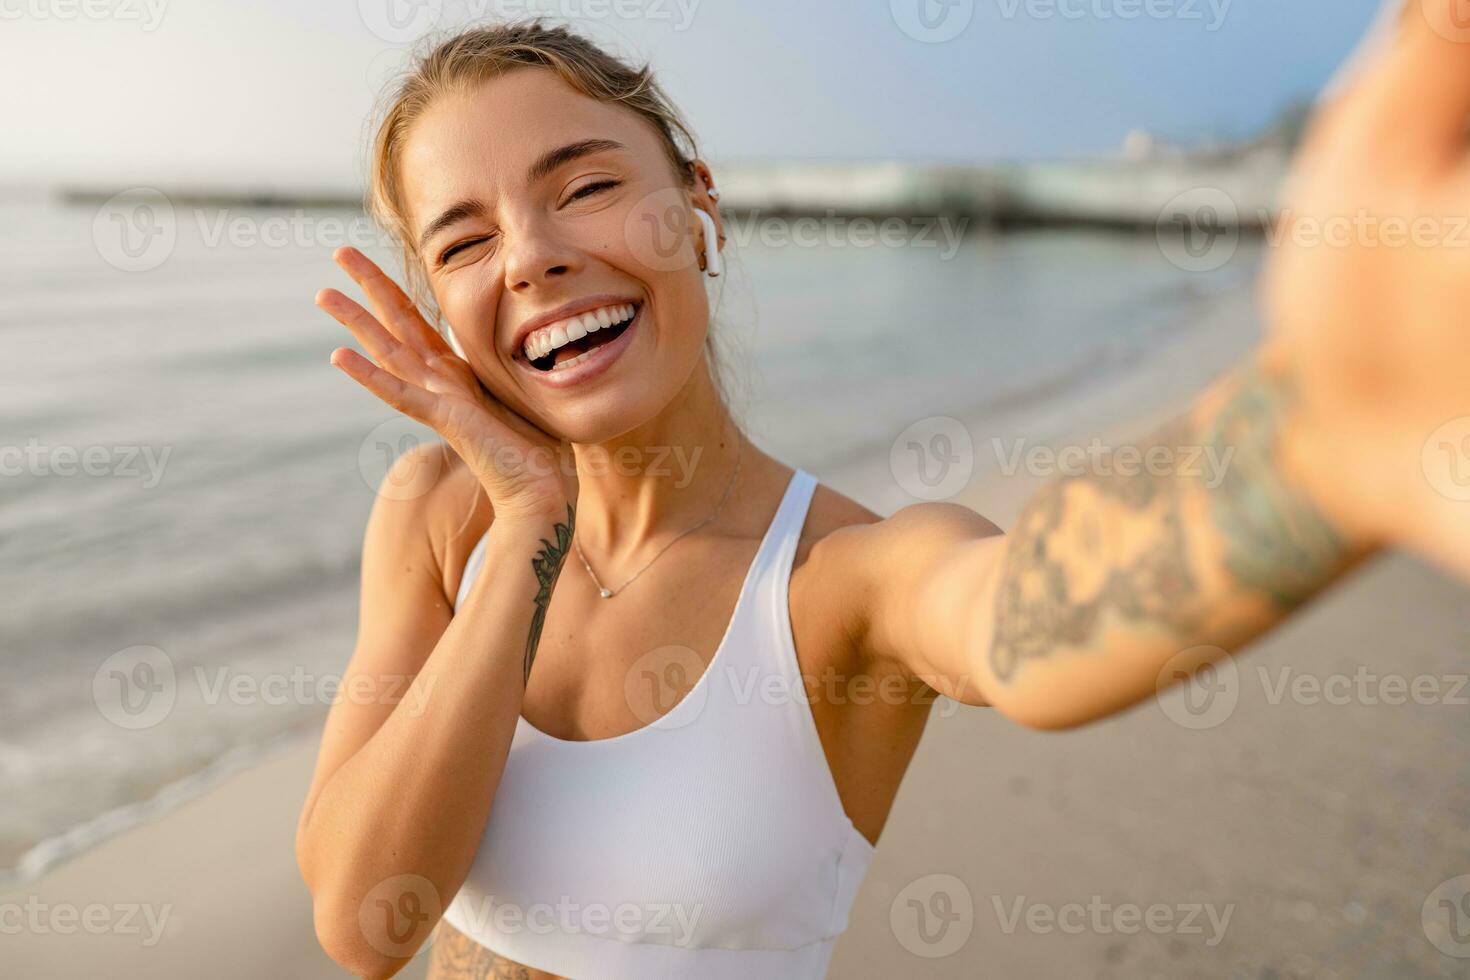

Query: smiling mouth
left=525, top=303, right=640, bottom=373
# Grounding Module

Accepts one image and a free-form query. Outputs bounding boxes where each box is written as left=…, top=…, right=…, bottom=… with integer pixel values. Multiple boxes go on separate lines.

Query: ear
left=688, top=157, right=726, bottom=250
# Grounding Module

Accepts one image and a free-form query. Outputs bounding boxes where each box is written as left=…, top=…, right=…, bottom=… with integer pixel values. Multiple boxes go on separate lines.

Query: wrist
left=489, top=498, right=575, bottom=535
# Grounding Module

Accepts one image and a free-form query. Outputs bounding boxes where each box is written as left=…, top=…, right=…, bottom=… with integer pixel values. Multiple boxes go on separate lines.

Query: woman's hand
left=318, top=246, right=576, bottom=521
left=1262, top=0, right=1470, bottom=582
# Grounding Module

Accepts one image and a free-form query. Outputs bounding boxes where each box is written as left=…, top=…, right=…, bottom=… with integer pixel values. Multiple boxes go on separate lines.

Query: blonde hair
left=364, top=19, right=737, bottom=410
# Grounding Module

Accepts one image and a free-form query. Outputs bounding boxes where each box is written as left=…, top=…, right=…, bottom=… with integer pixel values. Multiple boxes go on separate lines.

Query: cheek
left=593, top=198, right=710, bottom=348
left=436, top=272, right=503, bottom=357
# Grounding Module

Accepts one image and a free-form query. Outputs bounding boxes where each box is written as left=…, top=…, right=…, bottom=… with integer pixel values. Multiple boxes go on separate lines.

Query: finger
left=1316, top=0, right=1470, bottom=172
left=316, top=288, right=429, bottom=383
left=333, top=247, right=455, bottom=360
left=329, top=347, right=439, bottom=421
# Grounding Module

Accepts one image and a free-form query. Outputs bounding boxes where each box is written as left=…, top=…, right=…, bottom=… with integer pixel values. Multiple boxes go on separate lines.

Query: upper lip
left=509, top=294, right=641, bottom=359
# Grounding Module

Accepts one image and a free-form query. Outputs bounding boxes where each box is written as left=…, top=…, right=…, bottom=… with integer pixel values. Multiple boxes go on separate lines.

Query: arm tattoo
left=989, top=363, right=1346, bottom=683
left=525, top=502, right=574, bottom=688
left=429, top=921, right=537, bottom=979
left=989, top=418, right=1199, bottom=682
left=1202, top=365, right=1345, bottom=608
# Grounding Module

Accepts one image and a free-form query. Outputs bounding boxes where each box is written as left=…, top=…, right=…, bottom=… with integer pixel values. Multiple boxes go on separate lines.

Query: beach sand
left=6, top=398, right=1469, bottom=979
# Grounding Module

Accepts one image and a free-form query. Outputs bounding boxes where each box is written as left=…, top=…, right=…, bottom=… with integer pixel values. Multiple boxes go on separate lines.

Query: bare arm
left=851, top=3, right=1470, bottom=729
left=857, top=351, right=1371, bottom=729
left=295, top=451, right=573, bottom=977
left=298, top=246, right=579, bottom=977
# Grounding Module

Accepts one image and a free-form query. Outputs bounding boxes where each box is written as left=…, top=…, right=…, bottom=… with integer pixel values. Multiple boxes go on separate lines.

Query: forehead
left=398, top=67, right=663, bottom=233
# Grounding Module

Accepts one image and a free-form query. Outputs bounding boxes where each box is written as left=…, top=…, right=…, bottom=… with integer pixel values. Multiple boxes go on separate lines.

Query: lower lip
left=515, top=307, right=642, bottom=389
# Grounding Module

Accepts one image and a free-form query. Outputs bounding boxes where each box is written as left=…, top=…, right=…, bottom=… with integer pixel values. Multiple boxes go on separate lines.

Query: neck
left=569, top=361, right=745, bottom=565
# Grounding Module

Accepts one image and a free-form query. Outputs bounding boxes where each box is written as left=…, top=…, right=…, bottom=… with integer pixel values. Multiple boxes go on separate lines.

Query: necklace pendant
left=599, top=587, right=613, bottom=598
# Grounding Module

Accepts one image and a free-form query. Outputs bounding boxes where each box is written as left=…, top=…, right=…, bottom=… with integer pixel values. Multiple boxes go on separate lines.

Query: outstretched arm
left=851, top=1, right=1470, bottom=729
left=854, top=347, right=1372, bottom=730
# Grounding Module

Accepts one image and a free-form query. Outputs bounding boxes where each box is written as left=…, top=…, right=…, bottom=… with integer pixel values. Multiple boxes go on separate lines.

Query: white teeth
left=523, top=302, right=637, bottom=361
left=549, top=346, right=598, bottom=372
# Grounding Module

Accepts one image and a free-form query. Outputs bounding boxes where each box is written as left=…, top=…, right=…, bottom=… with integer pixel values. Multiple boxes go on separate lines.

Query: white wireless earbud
left=694, top=207, right=722, bottom=278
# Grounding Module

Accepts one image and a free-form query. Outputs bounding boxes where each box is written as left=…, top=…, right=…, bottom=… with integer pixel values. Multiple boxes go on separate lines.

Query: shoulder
left=796, top=483, right=1004, bottom=675
left=800, top=482, right=1003, bottom=577
left=362, top=440, right=493, bottom=606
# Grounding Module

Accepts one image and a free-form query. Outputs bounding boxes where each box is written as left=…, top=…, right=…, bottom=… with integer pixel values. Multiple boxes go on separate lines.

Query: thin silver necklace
left=574, top=440, right=743, bottom=599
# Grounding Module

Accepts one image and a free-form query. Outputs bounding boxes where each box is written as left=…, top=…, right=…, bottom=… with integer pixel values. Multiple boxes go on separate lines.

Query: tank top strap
left=743, top=468, right=817, bottom=675
left=762, top=467, right=818, bottom=585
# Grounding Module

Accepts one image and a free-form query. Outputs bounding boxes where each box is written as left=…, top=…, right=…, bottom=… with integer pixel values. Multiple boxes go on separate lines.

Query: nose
left=502, top=217, right=578, bottom=293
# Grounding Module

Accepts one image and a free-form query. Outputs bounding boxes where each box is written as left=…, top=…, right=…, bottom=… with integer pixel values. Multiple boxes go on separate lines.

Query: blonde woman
left=295, top=9, right=1470, bottom=979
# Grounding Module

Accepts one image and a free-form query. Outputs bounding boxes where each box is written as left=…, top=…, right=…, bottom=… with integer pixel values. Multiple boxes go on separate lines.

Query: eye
left=439, top=236, right=493, bottom=265
left=565, top=179, right=620, bottom=205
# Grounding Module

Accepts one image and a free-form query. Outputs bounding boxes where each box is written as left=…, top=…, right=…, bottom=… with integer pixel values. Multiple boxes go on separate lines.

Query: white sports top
left=442, top=468, right=877, bottom=979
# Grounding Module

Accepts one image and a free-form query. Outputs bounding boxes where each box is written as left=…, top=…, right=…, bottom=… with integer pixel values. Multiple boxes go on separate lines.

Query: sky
left=0, top=0, right=1388, bottom=191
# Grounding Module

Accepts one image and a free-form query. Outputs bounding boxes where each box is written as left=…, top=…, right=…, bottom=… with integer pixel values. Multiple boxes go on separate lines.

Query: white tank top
left=441, top=468, right=876, bottom=979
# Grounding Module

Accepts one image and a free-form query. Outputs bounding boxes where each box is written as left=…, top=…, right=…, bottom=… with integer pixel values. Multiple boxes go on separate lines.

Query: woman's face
left=398, top=67, right=718, bottom=443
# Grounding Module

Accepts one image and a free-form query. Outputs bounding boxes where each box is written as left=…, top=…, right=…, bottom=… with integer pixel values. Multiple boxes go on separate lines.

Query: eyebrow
left=416, top=138, right=627, bottom=254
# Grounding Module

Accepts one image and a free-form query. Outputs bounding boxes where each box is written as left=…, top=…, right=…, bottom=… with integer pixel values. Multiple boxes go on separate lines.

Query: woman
left=295, top=9, right=1470, bottom=979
